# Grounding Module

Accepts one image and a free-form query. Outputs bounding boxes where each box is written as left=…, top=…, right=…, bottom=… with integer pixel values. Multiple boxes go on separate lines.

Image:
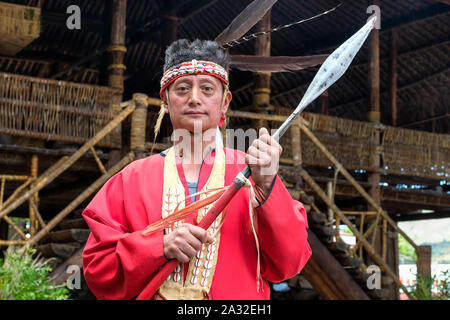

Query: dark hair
left=163, top=39, right=230, bottom=73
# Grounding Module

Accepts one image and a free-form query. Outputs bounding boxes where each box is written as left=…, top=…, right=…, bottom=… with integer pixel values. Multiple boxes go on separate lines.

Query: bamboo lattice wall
left=229, top=107, right=450, bottom=181
left=383, top=126, right=450, bottom=180
left=0, top=72, right=120, bottom=147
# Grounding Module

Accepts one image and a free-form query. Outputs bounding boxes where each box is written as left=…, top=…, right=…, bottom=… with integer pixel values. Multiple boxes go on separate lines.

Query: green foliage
left=398, top=234, right=417, bottom=264
left=0, top=246, right=71, bottom=300
left=410, top=270, right=450, bottom=300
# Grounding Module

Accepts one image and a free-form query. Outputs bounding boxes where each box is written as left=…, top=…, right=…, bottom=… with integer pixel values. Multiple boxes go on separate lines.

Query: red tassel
left=218, top=115, right=226, bottom=128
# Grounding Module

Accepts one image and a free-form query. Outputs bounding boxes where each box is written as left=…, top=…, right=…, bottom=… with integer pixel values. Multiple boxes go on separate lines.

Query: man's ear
left=221, top=90, right=232, bottom=115
left=160, top=90, right=170, bottom=114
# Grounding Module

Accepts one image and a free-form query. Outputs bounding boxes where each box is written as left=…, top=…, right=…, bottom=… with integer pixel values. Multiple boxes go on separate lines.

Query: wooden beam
left=252, top=9, right=272, bottom=129
left=390, top=30, right=398, bottom=126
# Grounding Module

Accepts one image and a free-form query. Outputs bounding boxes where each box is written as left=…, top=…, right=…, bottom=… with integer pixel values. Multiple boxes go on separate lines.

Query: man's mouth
left=184, top=111, right=206, bottom=115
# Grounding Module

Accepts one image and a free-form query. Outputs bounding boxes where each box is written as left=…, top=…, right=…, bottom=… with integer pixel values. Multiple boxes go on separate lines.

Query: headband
left=160, top=59, right=229, bottom=96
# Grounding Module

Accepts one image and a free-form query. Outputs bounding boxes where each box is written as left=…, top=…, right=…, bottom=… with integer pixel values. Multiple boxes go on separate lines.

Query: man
left=82, top=39, right=311, bottom=300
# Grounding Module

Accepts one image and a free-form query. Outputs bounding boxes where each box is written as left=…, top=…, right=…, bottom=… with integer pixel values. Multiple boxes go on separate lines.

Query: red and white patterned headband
left=160, top=59, right=229, bottom=95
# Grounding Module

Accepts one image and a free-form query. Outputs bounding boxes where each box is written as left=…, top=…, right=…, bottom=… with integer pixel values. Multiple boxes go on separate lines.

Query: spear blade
left=273, top=16, right=377, bottom=140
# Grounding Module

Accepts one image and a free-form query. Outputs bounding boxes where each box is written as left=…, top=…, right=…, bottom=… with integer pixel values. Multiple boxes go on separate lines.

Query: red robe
left=82, top=148, right=311, bottom=300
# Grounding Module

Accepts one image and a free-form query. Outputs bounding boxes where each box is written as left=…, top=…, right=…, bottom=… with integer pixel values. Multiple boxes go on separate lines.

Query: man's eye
left=202, top=86, right=213, bottom=92
left=176, top=86, right=189, bottom=92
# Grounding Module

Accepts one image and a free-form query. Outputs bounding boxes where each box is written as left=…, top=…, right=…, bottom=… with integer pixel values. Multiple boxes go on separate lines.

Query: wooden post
left=160, top=4, right=178, bottom=143
left=417, top=245, right=432, bottom=296
left=108, top=0, right=127, bottom=93
left=327, top=181, right=334, bottom=224
left=0, top=217, right=7, bottom=258
left=390, top=29, right=398, bottom=126
left=28, top=155, right=39, bottom=235
left=367, top=11, right=380, bottom=124
left=252, top=10, right=272, bottom=130
left=386, top=222, right=400, bottom=299
left=290, top=124, right=301, bottom=166
left=366, top=5, right=382, bottom=265
left=130, top=93, right=149, bottom=160
left=107, top=0, right=127, bottom=166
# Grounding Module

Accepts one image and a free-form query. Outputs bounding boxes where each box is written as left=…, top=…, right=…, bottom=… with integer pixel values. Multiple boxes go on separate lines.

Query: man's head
left=162, top=39, right=230, bottom=75
left=159, top=39, right=232, bottom=133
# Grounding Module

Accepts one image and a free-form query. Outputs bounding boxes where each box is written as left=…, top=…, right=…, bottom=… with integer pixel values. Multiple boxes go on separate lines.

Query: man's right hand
left=163, top=223, right=214, bottom=263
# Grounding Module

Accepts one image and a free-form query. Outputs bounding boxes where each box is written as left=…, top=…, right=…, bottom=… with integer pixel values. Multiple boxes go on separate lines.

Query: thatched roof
left=1, top=0, right=449, bottom=133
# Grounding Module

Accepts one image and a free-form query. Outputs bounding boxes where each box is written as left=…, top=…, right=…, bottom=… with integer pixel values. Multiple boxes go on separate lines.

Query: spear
left=136, top=17, right=377, bottom=300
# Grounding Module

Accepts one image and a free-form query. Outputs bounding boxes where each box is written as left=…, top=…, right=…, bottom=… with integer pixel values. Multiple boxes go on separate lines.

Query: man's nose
left=188, top=85, right=201, bottom=105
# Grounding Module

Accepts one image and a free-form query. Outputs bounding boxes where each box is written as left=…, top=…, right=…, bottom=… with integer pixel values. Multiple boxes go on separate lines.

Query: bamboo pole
left=382, top=218, right=388, bottom=261
left=0, top=178, right=34, bottom=211
left=27, top=152, right=134, bottom=247
left=0, top=175, right=30, bottom=181
left=359, top=213, right=365, bottom=259
left=29, top=155, right=39, bottom=235
left=0, top=103, right=135, bottom=221
left=0, top=240, right=27, bottom=246
left=90, top=147, right=107, bottom=175
left=327, top=181, right=334, bottom=224
left=290, top=124, right=301, bottom=166
left=130, top=93, right=149, bottom=160
left=2, top=216, right=27, bottom=240
left=299, top=167, right=413, bottom=299
left=0, top=177, right=5, bottom=205
left=29, top=197, right=46, bottom=229
left=342, top=211, right=377, bottom=215
left=298, top=122, right=419, bottom=251
left=147, top=97, right=162, bottom=107
left=370, top=211, right=381, bottom=248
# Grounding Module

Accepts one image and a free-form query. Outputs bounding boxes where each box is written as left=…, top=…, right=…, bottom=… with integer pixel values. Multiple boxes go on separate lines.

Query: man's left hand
left=245, top=127, right=282, bottom=200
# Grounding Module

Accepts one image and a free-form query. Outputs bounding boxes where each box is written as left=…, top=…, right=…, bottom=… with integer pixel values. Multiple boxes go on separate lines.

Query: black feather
left=230, top=55, right=328, bottom=72
left=215, top=0, right=278, bottom=46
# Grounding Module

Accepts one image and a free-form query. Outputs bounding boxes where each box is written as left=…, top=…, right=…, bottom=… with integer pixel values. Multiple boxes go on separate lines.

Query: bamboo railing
left=0, top=94, right=149, bottom=250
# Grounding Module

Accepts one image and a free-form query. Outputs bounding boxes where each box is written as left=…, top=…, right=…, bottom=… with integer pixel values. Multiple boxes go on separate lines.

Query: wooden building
left=0, top=0, right=448, bottom=300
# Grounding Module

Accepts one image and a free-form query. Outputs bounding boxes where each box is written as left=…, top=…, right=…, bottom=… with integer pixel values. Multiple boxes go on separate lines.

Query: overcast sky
left=399, top=218, right=450, bottom=244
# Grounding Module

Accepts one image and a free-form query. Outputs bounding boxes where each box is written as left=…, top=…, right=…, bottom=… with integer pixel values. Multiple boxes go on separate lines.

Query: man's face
left=163, top=74, right=231, bottom=133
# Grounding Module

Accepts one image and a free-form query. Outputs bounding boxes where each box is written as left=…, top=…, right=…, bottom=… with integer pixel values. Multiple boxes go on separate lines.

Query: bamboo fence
left=0, top=72, right=120, bottom=147
left=0, top=1, right=40, bottom=56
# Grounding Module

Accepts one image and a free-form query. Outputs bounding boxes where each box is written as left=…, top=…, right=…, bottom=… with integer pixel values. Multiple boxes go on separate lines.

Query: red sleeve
left=82, top=171, right=167, bottom=300
left=254, top=175, right=312, bottom=283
